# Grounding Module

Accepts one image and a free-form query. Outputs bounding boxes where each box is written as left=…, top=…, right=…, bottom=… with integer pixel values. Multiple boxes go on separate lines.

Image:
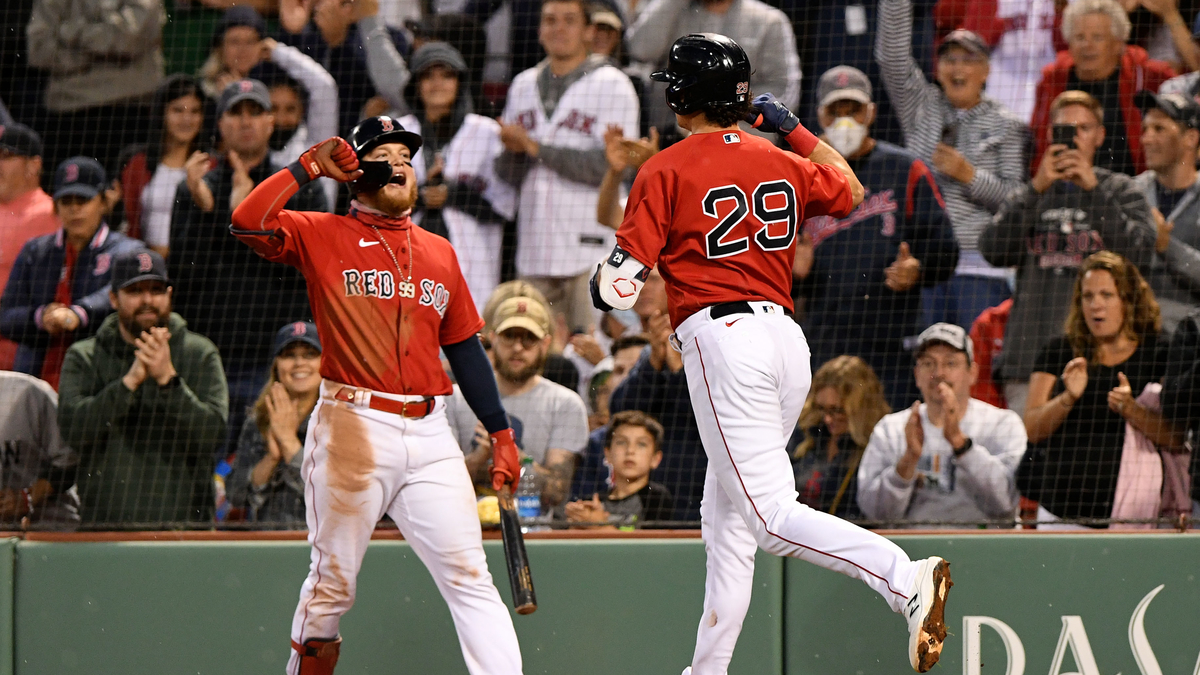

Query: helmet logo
left=736, top=81, right=749, bottom=95
left=380, top=117, right=394, bottom=132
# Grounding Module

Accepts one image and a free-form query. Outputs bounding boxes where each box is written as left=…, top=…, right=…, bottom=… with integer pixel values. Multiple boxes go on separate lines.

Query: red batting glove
left=297, top=137, right=363, bottom=182
left=490, top=428, right=520, bottom=492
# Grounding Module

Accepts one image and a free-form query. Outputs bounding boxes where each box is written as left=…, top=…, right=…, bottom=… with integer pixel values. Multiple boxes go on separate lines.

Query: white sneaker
left=905, top=557, right=952, bottom=672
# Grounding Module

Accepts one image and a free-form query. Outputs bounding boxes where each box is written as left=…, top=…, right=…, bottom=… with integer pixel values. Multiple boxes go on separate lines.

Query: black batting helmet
left=651, top=34, right=751, bottom=116
left=346, top=116, right=423, bottom=193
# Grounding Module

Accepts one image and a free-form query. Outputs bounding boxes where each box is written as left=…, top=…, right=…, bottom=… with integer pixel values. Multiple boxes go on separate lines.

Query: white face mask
left=823, top=116, right=868, bottom=158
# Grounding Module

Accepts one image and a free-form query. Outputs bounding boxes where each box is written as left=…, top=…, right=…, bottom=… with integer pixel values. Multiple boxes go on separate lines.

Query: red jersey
left=233, top=170, right=483, bottom=396
left=616, top=130, right=855, bottom=327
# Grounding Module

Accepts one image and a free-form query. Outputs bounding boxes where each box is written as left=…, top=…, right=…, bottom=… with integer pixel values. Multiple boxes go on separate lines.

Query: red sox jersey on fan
left=501, top=59, right=639, bottom=277
left=609, top=129, right=928, bottom=675
left=232, top=168, right=523, bottom=675
left=398, top=112, right=516, bottom=311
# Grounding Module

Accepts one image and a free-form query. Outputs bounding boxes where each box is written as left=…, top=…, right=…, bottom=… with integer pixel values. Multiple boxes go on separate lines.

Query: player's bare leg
left=385, top=434, right=522, bottom=675
left=676, top=306, right=951, bottom=673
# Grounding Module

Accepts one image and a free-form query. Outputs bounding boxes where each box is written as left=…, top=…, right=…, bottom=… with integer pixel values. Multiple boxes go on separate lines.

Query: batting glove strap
left=286, top=161, right=312, bottom=187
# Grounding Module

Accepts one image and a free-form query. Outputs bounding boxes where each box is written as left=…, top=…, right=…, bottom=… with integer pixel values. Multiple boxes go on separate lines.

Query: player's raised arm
left=230, top=137, right=362, bottom=236
left=747, top=93, right=865, bottom=207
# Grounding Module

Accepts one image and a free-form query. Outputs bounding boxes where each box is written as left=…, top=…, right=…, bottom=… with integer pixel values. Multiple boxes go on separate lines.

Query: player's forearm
left=597, top=167, right=624, bottom=230
left=231, top=166, right=303, bottom=233
left=808, top=140, right=865, bottom=206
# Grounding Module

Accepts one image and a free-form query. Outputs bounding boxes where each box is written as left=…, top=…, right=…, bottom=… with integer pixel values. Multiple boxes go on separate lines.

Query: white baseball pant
left=287, top=381, right=523, bottom=675
left=675, top=302, right=920, bottom=675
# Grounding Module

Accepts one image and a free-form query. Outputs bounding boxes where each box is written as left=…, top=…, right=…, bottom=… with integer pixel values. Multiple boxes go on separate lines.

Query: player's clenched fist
left=297, top=137, right=363, bottom=182
left=489, top=428, right=521, bottom=491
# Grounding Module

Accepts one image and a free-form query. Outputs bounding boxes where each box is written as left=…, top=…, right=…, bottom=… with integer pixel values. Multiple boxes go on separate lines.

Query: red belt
left=332, top=388, right=435, bottom=419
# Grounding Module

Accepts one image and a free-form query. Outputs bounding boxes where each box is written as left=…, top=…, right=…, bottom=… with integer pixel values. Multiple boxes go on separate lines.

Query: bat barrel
left=498, top=486, right=538, bottom=614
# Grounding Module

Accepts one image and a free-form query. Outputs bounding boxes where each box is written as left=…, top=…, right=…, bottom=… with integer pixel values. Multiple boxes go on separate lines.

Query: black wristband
left=952, top=437, right=973, bottom=457
left=286, top=161, right=312, bottom=187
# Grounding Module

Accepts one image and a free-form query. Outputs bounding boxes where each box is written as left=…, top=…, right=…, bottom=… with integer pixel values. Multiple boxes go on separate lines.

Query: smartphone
left=1051, top=123, right=1077, bottom=151
left=940, top=124, right=957, bottom=147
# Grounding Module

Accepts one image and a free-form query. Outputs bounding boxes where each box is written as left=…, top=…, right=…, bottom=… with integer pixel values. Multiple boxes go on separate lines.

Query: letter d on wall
left=963, top=616, right=1026, bottom=675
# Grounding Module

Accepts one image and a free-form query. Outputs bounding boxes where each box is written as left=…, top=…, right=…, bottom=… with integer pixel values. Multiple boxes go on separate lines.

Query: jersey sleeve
left=615, top=162, right=674, bottom=268
left=438, top=245, right=486, bottom=345
left=793, top=157, right=855, bottom=221
left=230, top=167, right=323, bottom=268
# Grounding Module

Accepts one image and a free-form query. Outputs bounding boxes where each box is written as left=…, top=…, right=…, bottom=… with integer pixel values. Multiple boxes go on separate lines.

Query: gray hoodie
left=1132, top=171, right=1200, bottom=331
left=981, top=169, right=1155, bottom=381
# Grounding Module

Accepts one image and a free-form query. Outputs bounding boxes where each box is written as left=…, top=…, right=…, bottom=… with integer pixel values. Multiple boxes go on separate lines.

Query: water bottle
left=514, top=457, right=544, bottom=531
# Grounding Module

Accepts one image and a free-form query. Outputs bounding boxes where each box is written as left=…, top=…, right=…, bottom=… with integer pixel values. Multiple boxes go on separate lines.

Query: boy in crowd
left=564, top=410, right=674, bottom=529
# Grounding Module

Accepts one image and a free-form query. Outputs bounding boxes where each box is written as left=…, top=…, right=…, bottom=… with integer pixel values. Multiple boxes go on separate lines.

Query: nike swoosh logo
left=359, top=238, right=380, bottom=248
left=725, top=319, right=743, bottom=327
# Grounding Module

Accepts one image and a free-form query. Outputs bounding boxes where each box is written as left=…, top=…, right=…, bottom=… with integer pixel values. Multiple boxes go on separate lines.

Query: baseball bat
left=497, top=485, right=537, bottom=614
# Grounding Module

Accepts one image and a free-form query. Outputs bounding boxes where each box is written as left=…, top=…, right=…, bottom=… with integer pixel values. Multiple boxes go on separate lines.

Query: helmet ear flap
left=351, top=160, right=392, bottom=194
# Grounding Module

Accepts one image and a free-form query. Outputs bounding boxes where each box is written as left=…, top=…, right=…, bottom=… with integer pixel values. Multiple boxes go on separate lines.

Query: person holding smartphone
left=980, top=90, right=1156, bottom=415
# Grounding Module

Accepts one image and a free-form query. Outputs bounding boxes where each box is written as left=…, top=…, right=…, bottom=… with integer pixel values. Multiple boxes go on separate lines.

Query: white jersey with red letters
left=613, top=128, right=930, bottom=675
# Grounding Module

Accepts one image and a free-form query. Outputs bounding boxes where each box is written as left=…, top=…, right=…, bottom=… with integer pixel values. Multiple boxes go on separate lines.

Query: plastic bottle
left=514, top=457, right=544, bottom=531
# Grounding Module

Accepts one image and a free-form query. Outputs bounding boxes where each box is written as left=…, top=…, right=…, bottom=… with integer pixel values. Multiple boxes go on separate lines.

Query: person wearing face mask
left=857, top=323, right=1027, bottom=528
left=794, top=67, right=960, bottom=410
left=228, top=321, right=322, bottom=526
left=877, top=0, right=1029, bottom=332
left=981, top=90, right=1155, bottom=415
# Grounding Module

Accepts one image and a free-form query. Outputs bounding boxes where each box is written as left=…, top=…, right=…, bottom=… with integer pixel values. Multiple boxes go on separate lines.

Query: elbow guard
left=590, top=245, right=650, bottom=312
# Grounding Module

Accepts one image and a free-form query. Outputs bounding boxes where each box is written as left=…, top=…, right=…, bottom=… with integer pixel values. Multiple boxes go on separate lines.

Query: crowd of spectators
left=1, top=0, right=1200, bottom=531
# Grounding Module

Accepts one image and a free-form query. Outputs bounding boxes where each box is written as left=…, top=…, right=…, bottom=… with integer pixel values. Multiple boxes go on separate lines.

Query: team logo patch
left=137, top=252, right=153, bottom=272
left=517, top=301, right=528, bottom=314
left=239, top=80, right=253, bottom=92
left=380, top=117, right=394, bottom=132
left=65, top=163, right=79, bottom=182
left=735, top=81, right=749, bottom=95
left=291, top=321, right=307, bottom=336
left=93, top=253, right=111, bottom=276
left=723, top=133, right=741, bottom=144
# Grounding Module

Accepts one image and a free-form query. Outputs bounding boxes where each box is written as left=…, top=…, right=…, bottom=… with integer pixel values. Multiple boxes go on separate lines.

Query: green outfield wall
left=1, top=534, right=1198, bottom=675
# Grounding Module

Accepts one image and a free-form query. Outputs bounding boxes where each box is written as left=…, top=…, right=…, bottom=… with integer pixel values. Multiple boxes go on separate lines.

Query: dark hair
left=604, top=410, right=664, bottom=453
left=541, top=0, right=592, bottom=23
left=255, top=62, right=309, bottom=110
left=145, top=74, right=207, bottom=169
left=701, top=93, right=755, bottom=129
left=610, top=333, right=650, bottom=356
left=1065, top=251, right=1161, bottom=359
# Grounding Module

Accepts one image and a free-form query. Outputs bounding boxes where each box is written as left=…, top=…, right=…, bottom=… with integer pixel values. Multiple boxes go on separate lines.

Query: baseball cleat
left=906, top=557, right=952, bottom=672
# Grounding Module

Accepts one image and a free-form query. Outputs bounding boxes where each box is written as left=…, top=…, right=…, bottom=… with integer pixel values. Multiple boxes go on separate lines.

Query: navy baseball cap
left=0, top=123, right=43, bottom=157
left=111, top=249, right=171, bottom=291
left=53, top=156, right=107, bottom=201
left=272, top=321, right=321, bottom=359
left=218, top=79, right=272, bottom=117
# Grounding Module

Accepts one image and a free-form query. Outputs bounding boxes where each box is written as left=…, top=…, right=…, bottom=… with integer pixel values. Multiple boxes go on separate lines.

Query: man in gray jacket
left=626, top=0, right=800, bottom=144
left=1133, top=90, right=1200, bottom=332
left=858, top=324, right=1026, bottom=527
left=876, top=0, right=1029, bottom=330
left=981, top=90, right=1155, bottom=413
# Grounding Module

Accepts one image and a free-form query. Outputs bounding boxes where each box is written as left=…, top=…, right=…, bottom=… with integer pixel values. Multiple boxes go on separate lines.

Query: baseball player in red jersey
left=230, top=116, right=525, bottom=675
left=591, top=34, right=953, bottom=673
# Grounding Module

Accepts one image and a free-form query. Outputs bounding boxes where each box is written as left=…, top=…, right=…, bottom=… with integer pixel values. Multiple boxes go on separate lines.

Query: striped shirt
left=876, top=0, right=1030, bottom=277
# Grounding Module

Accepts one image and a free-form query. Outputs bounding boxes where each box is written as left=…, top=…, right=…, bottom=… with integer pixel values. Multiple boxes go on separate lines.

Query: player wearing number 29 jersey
left=617, top=129, right=853, bottom=327
left=593, top=34, right=953, bottom=675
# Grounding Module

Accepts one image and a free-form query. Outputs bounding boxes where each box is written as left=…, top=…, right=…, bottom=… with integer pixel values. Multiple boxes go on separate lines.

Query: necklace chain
left=370, top=224, right=413, bottom=284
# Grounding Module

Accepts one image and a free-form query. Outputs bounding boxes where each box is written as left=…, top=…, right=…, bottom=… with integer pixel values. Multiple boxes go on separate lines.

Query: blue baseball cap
left=53, top=156, right=107, bottom=201
left=272, top=321, right=321, bottom=359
